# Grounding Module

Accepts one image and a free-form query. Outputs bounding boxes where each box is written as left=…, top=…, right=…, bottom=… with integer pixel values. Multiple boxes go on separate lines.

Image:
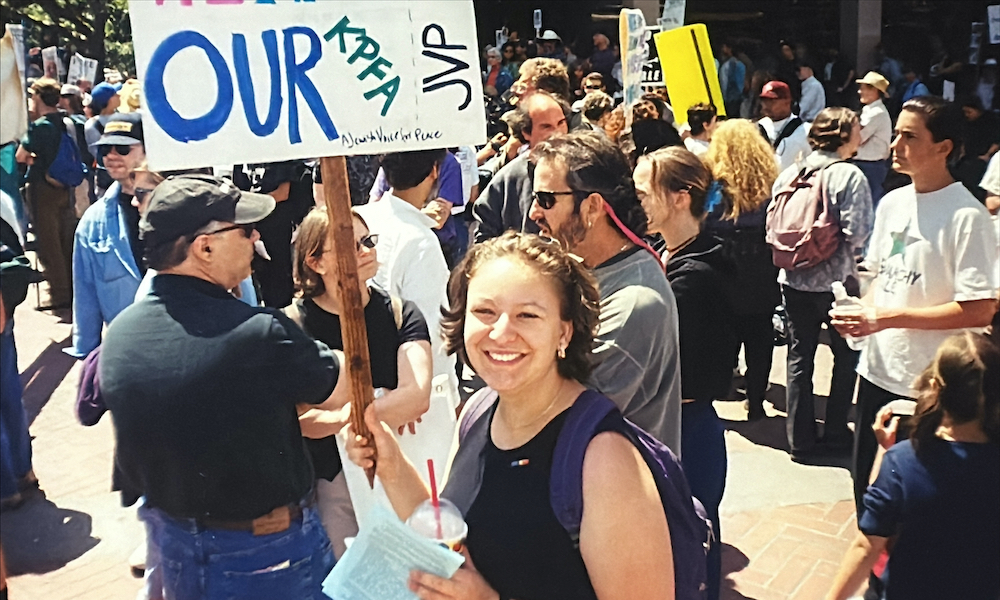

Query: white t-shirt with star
left=858, top=182, right=1000, bottom=397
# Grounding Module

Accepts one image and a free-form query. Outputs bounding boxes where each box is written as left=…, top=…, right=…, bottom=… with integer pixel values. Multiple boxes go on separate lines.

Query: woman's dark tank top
left=464, top=408, right=598, bottom=600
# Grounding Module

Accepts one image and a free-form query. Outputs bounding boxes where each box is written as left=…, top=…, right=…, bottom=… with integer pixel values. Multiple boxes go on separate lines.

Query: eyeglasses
left=356, top=234, right=378, bottom=252
left=133, top=187, right=155, bottom=205
left=193, top=223, right=255, bottom=240
left=532, top=190, right=592, bottom=210
left=584, top=85, right=602, bottom=91
left=102, top=144, right=137, bottom=157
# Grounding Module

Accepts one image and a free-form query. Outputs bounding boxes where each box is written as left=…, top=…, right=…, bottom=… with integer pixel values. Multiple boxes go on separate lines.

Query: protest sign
left=67, top=53, right=99, bottom=87
left=128, top=0, right=486, bottom=171
left=642, top=28, right=664, bottom=89
left=619, top=8, right=648, bottom=107
left=658, top=0, right=686, bottom=31
left=1, top=30, right=27, bottom=144
left=5, top=25, right=24, bottom=82
left=41, top=46, right=59, bottom=81
left=653, top=24, right=725, bottom=123
left=989, top=5, right=1000, bottom=44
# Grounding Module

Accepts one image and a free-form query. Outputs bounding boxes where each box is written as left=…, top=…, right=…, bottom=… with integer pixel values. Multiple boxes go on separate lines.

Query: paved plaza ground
left=2, top=290, right=860, bottom=600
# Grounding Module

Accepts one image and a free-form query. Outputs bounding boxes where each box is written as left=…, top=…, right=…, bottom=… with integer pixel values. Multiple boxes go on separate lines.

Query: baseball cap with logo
left=855, top=71, right=890, bottom=95
left=760, top=81, right=792, bottom=100
left=95, top=112, right=144, bottom=147
left=140, top=175, right=275, bottom=248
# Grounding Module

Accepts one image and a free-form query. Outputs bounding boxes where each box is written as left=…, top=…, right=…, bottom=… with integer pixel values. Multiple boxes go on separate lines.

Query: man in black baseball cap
left=138, top=173, right=274, bottom=292
left=100, top=172, right=347, bottom=598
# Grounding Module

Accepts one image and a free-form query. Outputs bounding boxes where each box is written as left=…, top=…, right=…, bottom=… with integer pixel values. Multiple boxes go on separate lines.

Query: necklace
left=502, top=383, right=567, bottom=432
left=666, top=233, right=698, bottom=254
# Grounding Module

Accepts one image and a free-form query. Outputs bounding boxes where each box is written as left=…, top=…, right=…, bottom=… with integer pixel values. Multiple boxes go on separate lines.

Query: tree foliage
left=0, top=0, right=135, bottom=78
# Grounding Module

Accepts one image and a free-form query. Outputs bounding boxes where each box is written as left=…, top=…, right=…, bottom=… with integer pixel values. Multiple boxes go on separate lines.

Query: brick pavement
left=2, top=287, right=864, bottom=599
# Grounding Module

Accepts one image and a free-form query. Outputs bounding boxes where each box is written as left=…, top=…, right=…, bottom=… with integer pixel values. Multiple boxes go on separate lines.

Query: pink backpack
left=765, top=163, right=842, bottom=271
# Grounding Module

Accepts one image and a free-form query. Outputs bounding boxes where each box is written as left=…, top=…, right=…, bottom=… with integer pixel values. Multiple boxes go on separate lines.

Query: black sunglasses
left=133, top=187, right=155, bottom=205
left=193, top=223, right=255, bottom=240
left=356, top=233, right=378, bottom=252
left=584, top=85, right=602, bottom=91
left=102, top=144, right=136, bottom=157
left=532, top=190, right=593, bottom=210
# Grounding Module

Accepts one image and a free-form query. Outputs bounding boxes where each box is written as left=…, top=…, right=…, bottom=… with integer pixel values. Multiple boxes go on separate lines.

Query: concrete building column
left=623, top=0, right=661, bottom=25
left=841, top=0, right=882, bottom=74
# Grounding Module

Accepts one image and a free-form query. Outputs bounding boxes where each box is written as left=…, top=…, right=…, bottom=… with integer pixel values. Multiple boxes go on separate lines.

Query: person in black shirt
left=634, top=146, right=737, bottom=600
left=232, top=161, right=305, bottom=308
left=957, top=97, right=1000, bottom=202
left=291, top=206, right=432, bottom=557
left=100, top=175, right=347, bottom=600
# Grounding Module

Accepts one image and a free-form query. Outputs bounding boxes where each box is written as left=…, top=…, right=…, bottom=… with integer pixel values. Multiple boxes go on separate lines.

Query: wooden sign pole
left=320, top=155, right=376, bottom=487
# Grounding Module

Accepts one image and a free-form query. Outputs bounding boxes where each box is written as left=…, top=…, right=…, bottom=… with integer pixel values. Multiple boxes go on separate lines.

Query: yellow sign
left=653, top=24, right=724, bottom=123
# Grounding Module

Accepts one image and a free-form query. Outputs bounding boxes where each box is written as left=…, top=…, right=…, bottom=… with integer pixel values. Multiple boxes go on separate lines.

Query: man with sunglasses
left=100, top=175, right=347, bottom=599
left=527, top=131, right=683, bottom=454
left=66, top=112, right=148, bottom=359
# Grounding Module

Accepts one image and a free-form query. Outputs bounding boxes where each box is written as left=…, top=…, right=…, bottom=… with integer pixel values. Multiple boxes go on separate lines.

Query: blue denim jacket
left=67, top=183, right=142, bottom=358
left=67, top=184, right=260, bottom=358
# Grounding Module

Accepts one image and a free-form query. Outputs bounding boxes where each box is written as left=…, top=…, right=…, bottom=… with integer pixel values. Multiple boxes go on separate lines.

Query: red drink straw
left=427, top=459, right=443, bottom=540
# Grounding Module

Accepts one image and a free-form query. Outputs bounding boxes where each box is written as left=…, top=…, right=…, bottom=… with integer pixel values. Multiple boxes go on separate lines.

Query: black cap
left=95, top=112, right=144, bottom=146
left=139, top=174, right=275, bottom=247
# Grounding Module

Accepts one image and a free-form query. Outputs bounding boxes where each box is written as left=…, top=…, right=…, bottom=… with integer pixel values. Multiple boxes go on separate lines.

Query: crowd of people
left=1, top=22, right=999, bottom=600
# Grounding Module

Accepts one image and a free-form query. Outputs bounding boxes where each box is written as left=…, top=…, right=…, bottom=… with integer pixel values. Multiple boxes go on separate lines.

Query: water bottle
left=831, top=281, right=867, bottom=351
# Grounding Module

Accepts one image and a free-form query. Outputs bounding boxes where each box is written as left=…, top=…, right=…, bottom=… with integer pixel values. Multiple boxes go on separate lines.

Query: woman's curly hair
left=440, top=232, right=601, bottom=383
left=703, top=118, right=779, bottom=220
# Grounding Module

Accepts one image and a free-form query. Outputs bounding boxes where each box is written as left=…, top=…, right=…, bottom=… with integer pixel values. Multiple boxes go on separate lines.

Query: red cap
left=760, top=81, right=791, bottom=100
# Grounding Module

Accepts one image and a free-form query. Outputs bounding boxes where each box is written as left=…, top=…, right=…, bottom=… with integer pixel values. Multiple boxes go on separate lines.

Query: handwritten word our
left=144, top=28, right=338, bottom=144
left=340, top=126, right=442, bottom=149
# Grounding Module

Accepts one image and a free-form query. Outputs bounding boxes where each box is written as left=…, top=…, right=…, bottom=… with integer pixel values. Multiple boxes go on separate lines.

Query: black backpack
left=758, top=117, right=803, bottom=150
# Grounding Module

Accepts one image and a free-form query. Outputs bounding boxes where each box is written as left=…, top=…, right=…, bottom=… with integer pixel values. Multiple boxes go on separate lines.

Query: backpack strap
left=458, top=386, right=499, bottom=444
left=771, top=116, right=803, bottom=150
left=549, top=390, right=619, bottom=543
left=441, top=386, right=498, bottom=517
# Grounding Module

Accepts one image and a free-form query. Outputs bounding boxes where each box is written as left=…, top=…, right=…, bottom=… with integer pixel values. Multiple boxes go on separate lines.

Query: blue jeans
left=0, top=319, right=32, bottom=500
left=146, top=504, right=334, bottom=600
left=681, top=400, right=727, bottom=600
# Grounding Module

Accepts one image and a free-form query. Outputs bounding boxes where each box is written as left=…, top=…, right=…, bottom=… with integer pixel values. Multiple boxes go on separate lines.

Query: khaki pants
left=26, top=179, right=76, bottom=306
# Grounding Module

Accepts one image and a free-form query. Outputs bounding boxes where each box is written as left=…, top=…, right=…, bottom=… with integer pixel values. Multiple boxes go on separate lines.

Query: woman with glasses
left=346, top=232, right=675, bottom=600
left=634, top=146, right=737, bottom=600
left=290, top=207, right=433, bottom=559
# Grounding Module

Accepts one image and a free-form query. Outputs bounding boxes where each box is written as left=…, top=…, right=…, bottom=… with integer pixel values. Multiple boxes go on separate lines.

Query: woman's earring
left=557, top=346, right=566, bottom=359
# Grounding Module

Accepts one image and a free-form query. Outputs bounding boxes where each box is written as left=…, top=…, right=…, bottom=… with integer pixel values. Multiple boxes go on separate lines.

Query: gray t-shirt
left=590, top=248, right=682, bottom=456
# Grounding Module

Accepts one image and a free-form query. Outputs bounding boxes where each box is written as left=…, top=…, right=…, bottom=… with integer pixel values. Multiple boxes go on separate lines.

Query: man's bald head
left=522, top=93, right=569, bottom=148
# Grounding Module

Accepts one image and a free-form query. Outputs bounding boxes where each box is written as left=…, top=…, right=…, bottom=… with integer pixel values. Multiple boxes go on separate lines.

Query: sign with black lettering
left=129, top=0, right=486, bottom=170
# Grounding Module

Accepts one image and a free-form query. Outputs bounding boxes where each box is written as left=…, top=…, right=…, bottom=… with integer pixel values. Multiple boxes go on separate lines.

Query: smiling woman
left=345, top=232, right=680, bottom=600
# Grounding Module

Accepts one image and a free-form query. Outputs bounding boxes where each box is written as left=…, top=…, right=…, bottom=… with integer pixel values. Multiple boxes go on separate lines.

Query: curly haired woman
left=702, top=119, right=780, bottom=421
